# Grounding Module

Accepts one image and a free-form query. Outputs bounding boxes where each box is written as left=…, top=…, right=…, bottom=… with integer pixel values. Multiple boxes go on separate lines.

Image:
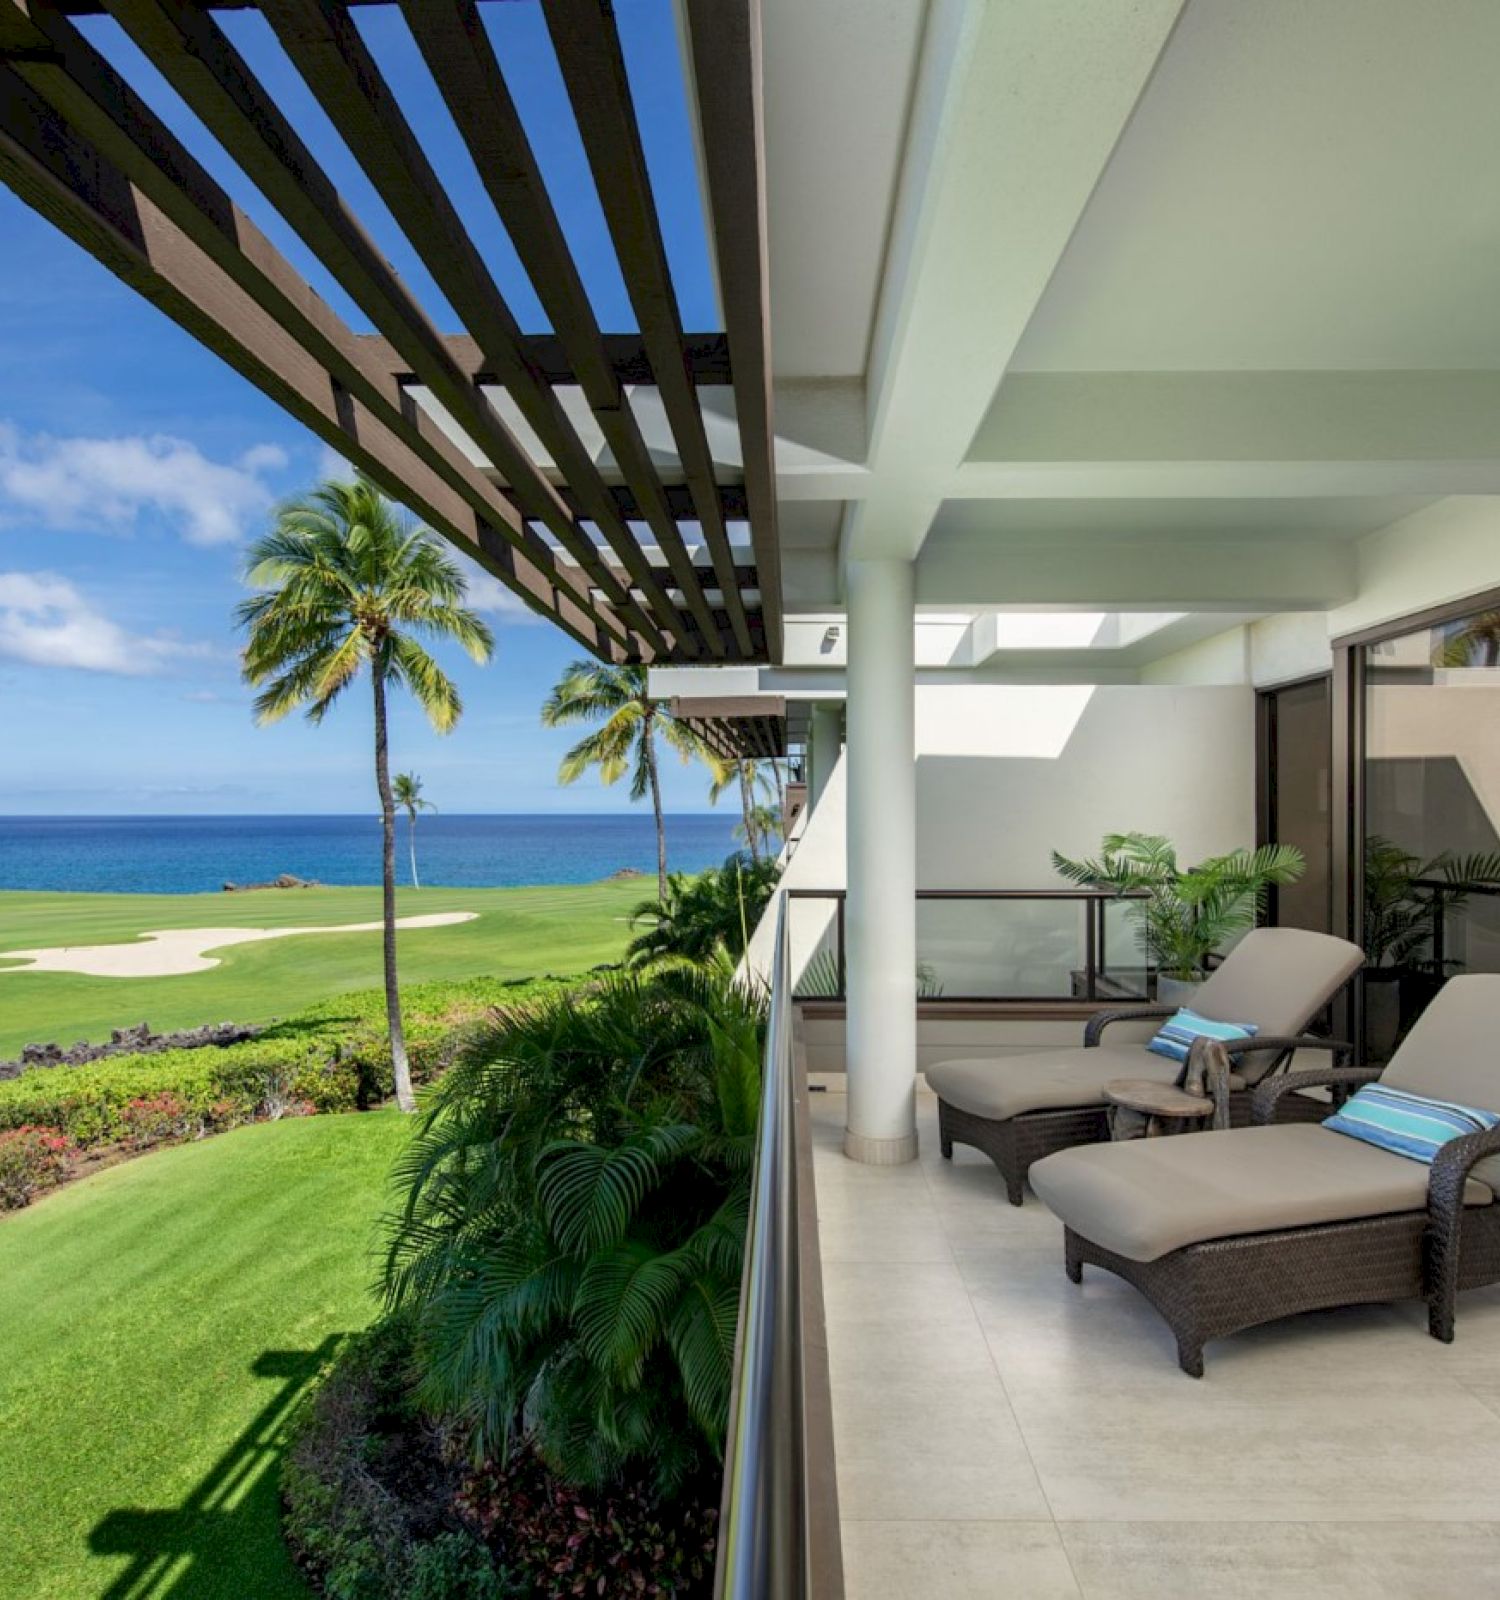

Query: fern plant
left=380, top=963, right=764, bottom=1498
left=1051, top=832, right=1305, bottom=981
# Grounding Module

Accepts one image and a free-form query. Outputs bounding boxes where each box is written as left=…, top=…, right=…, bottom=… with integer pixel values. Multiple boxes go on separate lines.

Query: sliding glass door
left=1359, top=606, right=1500, bottom=1057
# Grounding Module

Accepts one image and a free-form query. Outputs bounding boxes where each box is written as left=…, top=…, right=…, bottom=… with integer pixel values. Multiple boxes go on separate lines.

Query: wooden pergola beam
left=397, top=0, right=748, bottom=659
left=0, top=62, right=630, bottom=659
left=3, top=0, right=780, bottom=668
left=546, top=0, right=757, bottom=659
left=254, top=0, right=719, bottom=660
left=104, top=0, right=677, bottom=658
left=351, top=331, right=733, bottom=389
left=682, top=0, right=784, bottom=660
left=0, top=0, right=639, bottom=655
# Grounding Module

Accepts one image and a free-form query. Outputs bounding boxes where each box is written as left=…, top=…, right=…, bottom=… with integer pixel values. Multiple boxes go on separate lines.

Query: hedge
left=0, top=973, right=587, bottom=1148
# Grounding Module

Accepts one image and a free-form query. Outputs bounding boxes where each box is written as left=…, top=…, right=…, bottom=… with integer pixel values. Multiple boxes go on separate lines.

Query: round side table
left=1105, top=1079, right=1215, bottom=1140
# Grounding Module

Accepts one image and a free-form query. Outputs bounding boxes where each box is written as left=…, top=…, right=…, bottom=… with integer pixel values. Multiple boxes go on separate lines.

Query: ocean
left=0, top=814, right=743, bottom=895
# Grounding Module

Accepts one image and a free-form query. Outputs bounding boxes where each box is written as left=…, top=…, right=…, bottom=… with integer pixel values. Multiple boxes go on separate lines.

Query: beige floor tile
left=1012, top=1380, right=1500, bottom=1521
left=821, top=1258, right=976, bottom=1326
left=831, top=1376, right=1049, bottom=1522
left=825, top=1314, right=1000, bottom=1384
left=817, top=1208, right=955, bottom=1264
left=1060, top=1520, right=1500, bottom=1598
left=840, top=1520, right=1082, bottom=1600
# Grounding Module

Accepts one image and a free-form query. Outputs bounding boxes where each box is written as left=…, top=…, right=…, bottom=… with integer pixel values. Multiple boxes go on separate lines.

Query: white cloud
left=0, top=571, right=212, bottom=675
left=317, top=445, right=354, bottom=482
left=463, top=567, right=542, bottom=625
left=0, top=423, right=284, bottom=546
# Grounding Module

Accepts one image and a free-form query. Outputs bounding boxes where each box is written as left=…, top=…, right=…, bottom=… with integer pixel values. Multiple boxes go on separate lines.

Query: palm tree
left=392, top=771, right=435, bottom=890
left=237, top=475, right=493, bottom=1112
left=710, top=759, right=778, bottom=863
left=1436, top=610, right=1500, bottom=667
left=541, top=661, right=721, bottom=901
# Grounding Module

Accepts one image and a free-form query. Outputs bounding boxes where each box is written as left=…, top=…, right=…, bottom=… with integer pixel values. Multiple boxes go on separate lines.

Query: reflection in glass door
left=1362, top=610, right=1500, bottom=1059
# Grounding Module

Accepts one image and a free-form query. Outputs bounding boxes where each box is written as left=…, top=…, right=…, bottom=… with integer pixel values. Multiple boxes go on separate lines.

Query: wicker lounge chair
left=1030, top=974, right=1500, bottom=1375
left=926, top=927, right=1364, bottom=1204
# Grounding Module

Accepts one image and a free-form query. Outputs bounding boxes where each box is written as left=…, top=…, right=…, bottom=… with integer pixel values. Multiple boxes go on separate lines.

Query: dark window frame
left=1256, top=672, right=1334, bottom=933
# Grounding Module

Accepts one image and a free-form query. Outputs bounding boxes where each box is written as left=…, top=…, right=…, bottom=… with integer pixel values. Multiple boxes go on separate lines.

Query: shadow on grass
left=89, top=1338, right=342, bottom=1599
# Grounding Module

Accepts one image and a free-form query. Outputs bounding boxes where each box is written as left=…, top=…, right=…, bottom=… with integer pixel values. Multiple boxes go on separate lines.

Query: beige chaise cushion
left=925, top=926, right=1363, bottom=1122
left=1029, top=1123, right=1493, bottom=1264
left=926, top=1045, right=1179, bottom=1122
left=1375, top=972, right=1500, bottom=1190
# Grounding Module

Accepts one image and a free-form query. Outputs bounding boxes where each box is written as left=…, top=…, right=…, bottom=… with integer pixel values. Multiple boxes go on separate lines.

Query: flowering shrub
left=0, top=1125, right=75, bottom=1209
left=118, top=1092, right=199, bottom=1150
left=458, top=1455, right=718, bottom=1599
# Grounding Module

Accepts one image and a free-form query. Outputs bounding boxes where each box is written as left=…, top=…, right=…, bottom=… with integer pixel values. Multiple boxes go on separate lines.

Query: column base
left=842, top=1126, right=919, bottom=1166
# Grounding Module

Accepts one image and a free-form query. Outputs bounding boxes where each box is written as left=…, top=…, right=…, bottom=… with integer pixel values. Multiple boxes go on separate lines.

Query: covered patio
left=812, top=1075, right=1500, bottom=1598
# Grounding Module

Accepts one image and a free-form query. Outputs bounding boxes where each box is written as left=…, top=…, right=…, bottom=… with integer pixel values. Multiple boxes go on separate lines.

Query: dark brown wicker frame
left=937, top=1004, right=1351, bottom=1205
left=1062, top=1065, right=1500, bottom=1375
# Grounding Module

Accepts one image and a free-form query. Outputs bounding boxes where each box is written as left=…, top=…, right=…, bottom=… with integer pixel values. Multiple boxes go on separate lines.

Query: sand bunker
left=0, top=912, right=479, bottom=979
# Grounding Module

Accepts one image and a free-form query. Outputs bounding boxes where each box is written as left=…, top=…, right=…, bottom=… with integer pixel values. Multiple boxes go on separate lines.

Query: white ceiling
left=747, top=0, right=1500, bottom=625
left=926, top=496, right=1435, bottom=548
left=761, top=0, right=928, bottom=380
left=1010, top=0, right=1500, bottom=373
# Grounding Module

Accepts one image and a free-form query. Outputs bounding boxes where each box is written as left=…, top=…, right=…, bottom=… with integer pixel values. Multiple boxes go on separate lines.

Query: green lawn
left=0, top=882, right=642, bottom=1056
left=0, top=1111, right=410, bottom=1600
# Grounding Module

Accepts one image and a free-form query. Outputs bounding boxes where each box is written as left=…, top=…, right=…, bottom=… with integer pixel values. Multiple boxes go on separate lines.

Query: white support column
left=807, top=702, right=842, bottom=809
left=843, top=558, right=918, bottom=1165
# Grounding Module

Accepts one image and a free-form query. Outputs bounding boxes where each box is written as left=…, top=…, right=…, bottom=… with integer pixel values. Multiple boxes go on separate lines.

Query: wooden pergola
left=0, top=0, right=781, bottom=667
left=670, top=694, right=786, bottom=761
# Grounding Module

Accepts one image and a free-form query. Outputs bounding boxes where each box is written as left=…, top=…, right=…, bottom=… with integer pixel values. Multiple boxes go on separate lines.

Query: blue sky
left=0, top=1, right=725, bottom=817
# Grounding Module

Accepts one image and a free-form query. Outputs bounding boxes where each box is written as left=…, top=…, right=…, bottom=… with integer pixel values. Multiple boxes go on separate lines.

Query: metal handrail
left=716, top=896, right=811, bottom=1598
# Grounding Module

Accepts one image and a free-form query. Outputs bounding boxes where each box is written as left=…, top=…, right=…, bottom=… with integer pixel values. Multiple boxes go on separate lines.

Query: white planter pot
left=1156, top=974, right=1207, bottom=1009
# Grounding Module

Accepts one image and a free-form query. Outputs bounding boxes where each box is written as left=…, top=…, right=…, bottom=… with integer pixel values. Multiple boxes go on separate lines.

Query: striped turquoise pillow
left=1323, top=1084, right=1499, bottom=1164
left=1146, top=1008, right=1258, bottom=1064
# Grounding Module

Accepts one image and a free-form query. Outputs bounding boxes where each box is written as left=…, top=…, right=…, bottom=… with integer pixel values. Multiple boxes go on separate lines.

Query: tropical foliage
left=238, top=475, right=493, bottom=1111
left=1363, top=835, right=1500, bottom=969
left=394, top=771, right=436, bottom=890
left=1051, top=832, right=1305, bottom=980
left=709, top=760, right=782, bottom=863
left=381, top=964, right=765, bottom=1498
left=625, top=851, right=780, bottom=967
left=541, top=660, right=721, bottom=900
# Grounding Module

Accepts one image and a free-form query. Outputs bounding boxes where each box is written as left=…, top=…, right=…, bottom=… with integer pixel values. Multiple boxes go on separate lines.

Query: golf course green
left=0, top=881, right=644, bottom=1058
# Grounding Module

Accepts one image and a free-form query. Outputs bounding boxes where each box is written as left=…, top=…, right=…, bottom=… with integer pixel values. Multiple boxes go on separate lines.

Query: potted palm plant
left=1362, top=835, right=1500, bottom=1058
left=1051, top=833, right=1305, bottom=1004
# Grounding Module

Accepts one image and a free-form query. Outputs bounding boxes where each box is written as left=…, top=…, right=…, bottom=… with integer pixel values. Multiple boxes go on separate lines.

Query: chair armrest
left=1251, top=1066, right=1382, bottom=1126
left=1221, top=1034, right=1354, bottom=1064
left=1084, top=1004, right=1177, bottom=1048
left=1426, top=1123, right=1500, bottom=1342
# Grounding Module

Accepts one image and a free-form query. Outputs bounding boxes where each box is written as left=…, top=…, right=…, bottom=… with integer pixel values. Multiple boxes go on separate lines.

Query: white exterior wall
left=754, top=681, right=1255, bottom=984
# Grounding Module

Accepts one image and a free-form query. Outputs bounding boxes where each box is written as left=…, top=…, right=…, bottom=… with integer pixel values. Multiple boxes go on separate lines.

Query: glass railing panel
left=914, top=896, right=1083, bottom=1000
left=1097, top=896, right=1152, bottom=1000
left=787, top=892, right=842, bottom=999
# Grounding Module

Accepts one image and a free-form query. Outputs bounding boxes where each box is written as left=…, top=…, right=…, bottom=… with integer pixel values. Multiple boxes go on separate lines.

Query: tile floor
left=812, top=1078, right=1500, bottom=1599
